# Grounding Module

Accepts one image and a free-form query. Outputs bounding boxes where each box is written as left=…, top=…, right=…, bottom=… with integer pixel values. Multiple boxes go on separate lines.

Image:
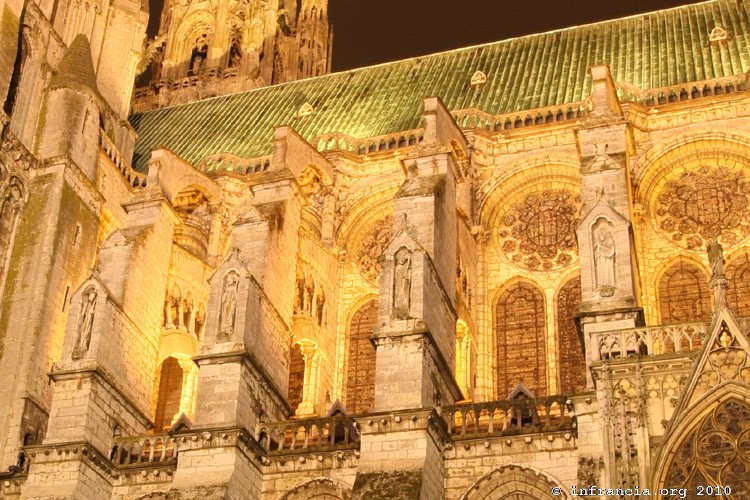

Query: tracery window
left=726, top=249, right=750, bottom=317
left=153, top=357, right=183, bottom=431
left=557, top=277, right=586, bottom=394
left=658, top=260, right=710, bottom=324
left=345, top=300, right=378, bottom=414
left=662, top=399, right=750, bottom=499
left=495, top=282, right=547, bottom=398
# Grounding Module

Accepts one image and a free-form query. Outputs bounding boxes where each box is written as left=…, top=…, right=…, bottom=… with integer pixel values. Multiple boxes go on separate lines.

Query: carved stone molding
left=355, top=215, right=393, bottom=286
left=495, top=189, right=579, bottom=271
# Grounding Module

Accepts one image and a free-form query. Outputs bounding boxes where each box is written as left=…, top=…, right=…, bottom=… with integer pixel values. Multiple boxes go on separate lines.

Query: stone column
left=354, top=97, right=465, bottom=500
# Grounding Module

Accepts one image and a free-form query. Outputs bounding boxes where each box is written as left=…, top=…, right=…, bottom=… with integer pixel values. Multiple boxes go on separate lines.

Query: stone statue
left=393, top=248, right=412, bottom=319
left=708, top=239, right=725, bottom=280
left=315, top=291, right=325, bottom=326
left=219, top=272, right=239, bottom=336
left=594, top=224, right=616, bottom=292
left=305, top=278, right=315, bottom=313
left=73, top=289, right=97, bottom=360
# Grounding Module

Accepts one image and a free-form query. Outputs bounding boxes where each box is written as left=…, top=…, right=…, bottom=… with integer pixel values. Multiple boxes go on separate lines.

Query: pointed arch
left=495, top=280, right=547, bottom=398
left=461, top=464, right=567, bottom=499
left=345, top=299, right=378, bottom=414
left=279, top=477, right=353, bottom=500
left=657, top=258, right=711, bottom=324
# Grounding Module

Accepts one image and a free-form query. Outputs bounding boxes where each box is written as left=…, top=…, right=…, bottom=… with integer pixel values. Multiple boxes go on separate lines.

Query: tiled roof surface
left=129, top=0, right=750, bottom=172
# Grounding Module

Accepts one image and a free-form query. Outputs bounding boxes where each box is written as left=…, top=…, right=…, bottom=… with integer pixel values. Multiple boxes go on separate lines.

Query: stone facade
left=2, top=0, right=750, bottom=498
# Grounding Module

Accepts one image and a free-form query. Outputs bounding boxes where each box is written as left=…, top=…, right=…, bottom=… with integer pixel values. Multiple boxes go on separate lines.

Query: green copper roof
left=130, top=0, right=750, bottom=172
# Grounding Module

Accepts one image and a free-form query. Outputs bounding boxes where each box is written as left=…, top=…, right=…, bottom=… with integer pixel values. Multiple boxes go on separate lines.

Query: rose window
left=496, top=190, right=580, bottom=271
left=655, top=166, right=750, bottom=249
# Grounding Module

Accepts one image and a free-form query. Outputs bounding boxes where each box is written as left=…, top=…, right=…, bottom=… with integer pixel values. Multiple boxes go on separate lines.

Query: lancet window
left=345, top=300, right=378, bottom=414
left=726, top=249, right=750, bottom=317
left=288, top=344, right=305, bottom=411
left=153, top=357, right=183, bottom=431
left=495, top=281, right=547, bottom=398
left=557, top=276, right=586, bottom=394
left=658, top=260, right=710, bottom=324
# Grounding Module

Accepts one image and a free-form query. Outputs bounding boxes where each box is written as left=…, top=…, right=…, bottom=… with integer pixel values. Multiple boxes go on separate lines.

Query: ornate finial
left=707, top=238, right=728, bottom=311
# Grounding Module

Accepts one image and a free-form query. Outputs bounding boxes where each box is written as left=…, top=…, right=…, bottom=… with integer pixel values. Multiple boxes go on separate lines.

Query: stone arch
left=494, top=279, right=547, bottom=398
left=656, top=257, right=711, bottom=324
left=476, top=155, right=580, bottom=224
left=461, top=464, right=567, bottom=499
left=344, top=299, right=378, bottom=414
left=632, top=130, right=750, bottom=191
left=335, top=182, right=398, bottom=249
left=652, top=387, right=750, bottom=499
left=171, top=11, right=215, bottom=68
left=279, top=477, right=352, bottom=500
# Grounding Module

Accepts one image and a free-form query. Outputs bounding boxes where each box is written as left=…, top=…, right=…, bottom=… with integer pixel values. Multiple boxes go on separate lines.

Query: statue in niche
left=593, top=221, right=616, bottom=296
left=219, top=272, right=240, bottom=337
left=294, top=277, right=304, bottom=312
left=305, top=277, right=315, bottom=313
left=393, top=248, right=412, bottom=319
left=708, top=239, right=725, bottom=280
left=72, top=289, right=97, bottom=360
left=315, top=290, right=326, bottom=326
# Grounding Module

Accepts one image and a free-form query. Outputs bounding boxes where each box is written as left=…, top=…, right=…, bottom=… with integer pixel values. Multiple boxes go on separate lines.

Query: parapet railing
left=452, top=99, right=591, bottom=133
left=592, top=321, right=708, bottom=361
left=312, top=128, right=425, bottom=155
left=255, top=414, right=360, bottom=454
left=110, top=434, right=176, bottom=467
left=617, top=74, right=747, bottom=107
left=100, top=131, right=148, bottom=188
left=442, top=396, right=575, bottom=439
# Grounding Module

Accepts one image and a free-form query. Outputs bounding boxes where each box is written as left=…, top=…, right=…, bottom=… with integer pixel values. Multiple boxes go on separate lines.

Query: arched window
left=557, top=277, right=586, bottom=394
left=658, top=260, right=710, bottom=324
left=288, top=343, right=305, bottom=412
left=153, top=357, right=184, bottom=431
left=345, top=300, right=377, bottom=413
left=726, top=249, right=750, bottom=317
left=495, top=282, right=547, bottom=398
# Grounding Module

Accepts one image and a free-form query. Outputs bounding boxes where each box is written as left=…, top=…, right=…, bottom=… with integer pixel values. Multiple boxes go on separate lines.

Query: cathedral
left=1, top=0, right=750, bottom=497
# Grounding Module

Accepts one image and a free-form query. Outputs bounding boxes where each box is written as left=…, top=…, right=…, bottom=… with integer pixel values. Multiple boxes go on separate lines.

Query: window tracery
left=663, top=399, right=750, bottom=499
left=654, top=166, right=750, bottom=250
left=496, top=189, right=579, bottom=271
left=495, top=282, right=547, bottom=398
left=557, top=277, right=586, bottom=394
left=657, top=260, right=710, bottom=324
left=345, top=300, right=378, bottom=413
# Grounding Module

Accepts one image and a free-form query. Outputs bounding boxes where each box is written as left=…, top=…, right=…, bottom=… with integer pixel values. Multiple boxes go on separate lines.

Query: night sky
left=328, top=0, right=709, bottom=71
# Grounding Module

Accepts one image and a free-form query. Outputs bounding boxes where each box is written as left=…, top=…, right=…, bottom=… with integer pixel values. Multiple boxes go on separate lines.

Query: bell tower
left=132, top=0, right=333, bottom=112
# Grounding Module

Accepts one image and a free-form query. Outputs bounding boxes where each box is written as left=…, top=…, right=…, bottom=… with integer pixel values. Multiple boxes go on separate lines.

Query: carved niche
left=655, top=166, right=750, bottom=250
left=496, top=190, right=580, bottom=271
left=392, top=247, right=412, bottom=319
left=72, top=288, right=97, bottom=360
left=355, top=215, right=393, bottom=286
left=218, top=271, right=240, bottom=339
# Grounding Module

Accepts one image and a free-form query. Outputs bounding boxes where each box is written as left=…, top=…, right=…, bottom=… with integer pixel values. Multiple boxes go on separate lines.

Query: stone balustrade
left=110, top=435, right=176, bottom=467
left=452, top=100, right=591, bottom=133
left=100, top=131, right=148, bottom=188
left=592, top=321, right=708, bottom=361
left=617, top=74, right=747, bottom=107
left=442, top=396, right=575, bottom=439
left=255, top=414, right=360, bottom=455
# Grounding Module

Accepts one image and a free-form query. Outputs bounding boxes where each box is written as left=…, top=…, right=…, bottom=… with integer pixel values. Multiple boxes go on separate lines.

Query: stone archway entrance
left=461, top=465, right=566, bottom=499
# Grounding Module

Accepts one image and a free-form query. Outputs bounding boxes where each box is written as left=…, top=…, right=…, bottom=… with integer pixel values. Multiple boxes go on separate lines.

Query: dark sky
left=328, top=0, right=708, bottom=71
